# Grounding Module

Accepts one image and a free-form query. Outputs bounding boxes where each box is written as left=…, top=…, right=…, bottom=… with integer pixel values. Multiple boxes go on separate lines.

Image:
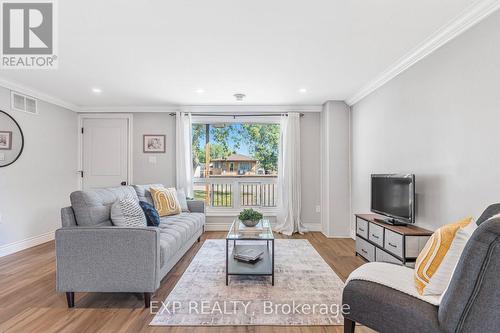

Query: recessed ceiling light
left=91, top=87, right=102, bottom=94
left=234, top=93, right=246, bottom=101
left=299, top=88, right=307, bottom=94
left=196, top=89, right=205, bottom=94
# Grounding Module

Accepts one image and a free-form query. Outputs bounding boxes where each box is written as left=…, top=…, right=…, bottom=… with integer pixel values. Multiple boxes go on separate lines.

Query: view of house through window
left=192, top=123, right=279, bottom=209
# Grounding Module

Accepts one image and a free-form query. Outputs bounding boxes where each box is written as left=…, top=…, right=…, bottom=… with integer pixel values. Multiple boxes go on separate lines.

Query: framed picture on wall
left=0, top=131, right=12, bottom=150
left=143, top=134, right=166, bottom=153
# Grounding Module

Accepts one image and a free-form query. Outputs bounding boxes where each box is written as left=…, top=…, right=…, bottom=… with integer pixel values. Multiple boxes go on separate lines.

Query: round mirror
left=0, top=110, right=24, bottom=167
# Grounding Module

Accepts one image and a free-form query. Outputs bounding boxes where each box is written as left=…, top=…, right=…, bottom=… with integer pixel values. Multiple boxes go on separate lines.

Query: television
left=371, top=174, right=415, bottom=225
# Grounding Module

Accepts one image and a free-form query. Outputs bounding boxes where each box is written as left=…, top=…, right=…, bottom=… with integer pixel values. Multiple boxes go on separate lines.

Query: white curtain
left=175, top=112, right=193, bottom=197
left=274, top=112, right=307, bottom=235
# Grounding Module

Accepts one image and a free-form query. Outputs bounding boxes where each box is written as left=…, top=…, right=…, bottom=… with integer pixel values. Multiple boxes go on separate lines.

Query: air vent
left=11, top=91, right=38, bottom=115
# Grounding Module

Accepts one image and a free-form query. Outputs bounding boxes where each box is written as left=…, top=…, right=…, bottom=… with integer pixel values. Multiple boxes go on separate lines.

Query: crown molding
left=79, top=105, right=181, bottom=113
left=346, top=0, right=500, bottom=106
left=0, top=77, right=80, bottom=112
left=79, top=104, right=323, bottom=113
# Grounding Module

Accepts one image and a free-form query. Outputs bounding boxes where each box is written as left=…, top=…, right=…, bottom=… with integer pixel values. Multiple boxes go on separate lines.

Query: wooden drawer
left=356, top=237, right=375, bottom=261
left=376, top=248, right=403, bottom=265
left=384, top=229, right=404, bottom=258
left=356, top=218, right=368, bottom=239
left=368, top=222, right=384, bottom=247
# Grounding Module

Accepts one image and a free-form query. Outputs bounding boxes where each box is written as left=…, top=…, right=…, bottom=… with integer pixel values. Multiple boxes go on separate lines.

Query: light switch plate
left=315, top=205, right=321, bottom=213
left=148, top=156, right=157, bottom=164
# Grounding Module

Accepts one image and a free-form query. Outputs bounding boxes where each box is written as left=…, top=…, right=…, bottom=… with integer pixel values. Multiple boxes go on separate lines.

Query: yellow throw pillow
left=414, top=216, right=472, bottom=295
left=150, top=187, right=181, bottom=217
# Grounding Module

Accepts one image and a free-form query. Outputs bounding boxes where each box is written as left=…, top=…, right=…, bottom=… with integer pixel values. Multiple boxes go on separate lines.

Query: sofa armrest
left=187, top=200, right=205, bottom=214
left=56, top=226, right=161, bottom=293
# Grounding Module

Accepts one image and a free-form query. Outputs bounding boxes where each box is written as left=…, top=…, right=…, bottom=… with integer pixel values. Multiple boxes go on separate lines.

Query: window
left=192, top=122, right=279, bottom=211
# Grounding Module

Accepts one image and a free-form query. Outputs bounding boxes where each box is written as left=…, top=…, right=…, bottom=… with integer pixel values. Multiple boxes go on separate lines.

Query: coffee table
left=226, top=219, right=275, bottom=286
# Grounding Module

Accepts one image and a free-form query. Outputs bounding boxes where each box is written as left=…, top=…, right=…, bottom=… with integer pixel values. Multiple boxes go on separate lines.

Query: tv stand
left=355, top=214, right=432, bottom=267
left=373, top=217, right=407, bottom=226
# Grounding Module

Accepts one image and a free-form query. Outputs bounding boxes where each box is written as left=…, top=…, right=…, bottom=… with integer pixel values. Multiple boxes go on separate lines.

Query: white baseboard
left=0, top=231, right=55, bottom=258
left=304, top=223, right=322, bottom=232
left=205, top=222, right=323, bottom=232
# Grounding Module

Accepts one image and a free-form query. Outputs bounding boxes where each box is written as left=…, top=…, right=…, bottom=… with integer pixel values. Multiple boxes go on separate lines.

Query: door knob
left=121, top=181, right=127, bottom=186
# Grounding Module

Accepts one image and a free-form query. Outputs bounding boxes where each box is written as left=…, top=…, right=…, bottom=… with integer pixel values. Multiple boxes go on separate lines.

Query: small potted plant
left=238, top=208, right=263, bottom=227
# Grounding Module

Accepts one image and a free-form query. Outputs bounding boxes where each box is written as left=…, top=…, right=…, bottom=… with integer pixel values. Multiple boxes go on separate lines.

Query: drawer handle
left=361, top=249, right=368, bottom=254
left=371, top=234, right=379, bottom=239
left=359, top=228, right=365, bottom=232
left=388, top=242, right=398, bottom=248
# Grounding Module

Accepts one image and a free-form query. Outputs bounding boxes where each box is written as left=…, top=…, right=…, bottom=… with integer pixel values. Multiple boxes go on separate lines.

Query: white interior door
left=82, top=118, right=129, bottom=190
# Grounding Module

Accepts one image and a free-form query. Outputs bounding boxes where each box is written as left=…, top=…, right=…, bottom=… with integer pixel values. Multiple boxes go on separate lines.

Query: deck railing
left=194, top=176, right=278, bottom=210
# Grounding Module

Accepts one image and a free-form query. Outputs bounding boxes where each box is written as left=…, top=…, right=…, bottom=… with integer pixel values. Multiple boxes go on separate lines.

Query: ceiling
left=0, top=0, right=481, bottom=108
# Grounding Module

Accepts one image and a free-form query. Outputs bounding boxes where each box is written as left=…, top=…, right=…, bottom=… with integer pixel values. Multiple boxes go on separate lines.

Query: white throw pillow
left=111, top=197, right=147, bottom=227
left=424, top=220, right=477, bottom=295
left=176, top=188, right=189, bottom=212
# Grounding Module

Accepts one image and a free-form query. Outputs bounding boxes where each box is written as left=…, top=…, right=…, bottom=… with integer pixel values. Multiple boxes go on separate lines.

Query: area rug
left=150, top=239, right=346, bottom=326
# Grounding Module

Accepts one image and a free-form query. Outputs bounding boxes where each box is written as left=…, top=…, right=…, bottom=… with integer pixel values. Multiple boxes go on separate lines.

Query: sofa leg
left=344, top=318, right=355, bottom=333
left=144, top=292, right=152, bottom=308
left=197, top=236, right=201, bottom=242
left=66, top=292, right=75, bottom=308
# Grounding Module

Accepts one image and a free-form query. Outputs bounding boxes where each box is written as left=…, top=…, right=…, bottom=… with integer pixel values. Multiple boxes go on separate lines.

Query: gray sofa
left=342, top=204, right=500, bottom=333
left=56, top=184, right=205, bottom=308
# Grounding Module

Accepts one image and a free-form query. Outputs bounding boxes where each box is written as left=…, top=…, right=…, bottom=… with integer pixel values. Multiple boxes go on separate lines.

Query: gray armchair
left=56, top=185, right=205, bottom=308
left=343, top=204, right=500, bottom=333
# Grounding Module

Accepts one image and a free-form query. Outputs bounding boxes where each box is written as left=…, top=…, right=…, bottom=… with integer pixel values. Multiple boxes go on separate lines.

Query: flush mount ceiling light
left=196, top=88, right=205, bottom=94
left=234, top=93, right=246, bottom=101
left=299, top=88, right=307, bottom=94
left=91, top=87, right=102, bottom=94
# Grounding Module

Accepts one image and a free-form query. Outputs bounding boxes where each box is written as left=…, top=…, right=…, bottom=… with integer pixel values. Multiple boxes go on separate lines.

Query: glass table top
left=226, top=219, right=274, bottom=240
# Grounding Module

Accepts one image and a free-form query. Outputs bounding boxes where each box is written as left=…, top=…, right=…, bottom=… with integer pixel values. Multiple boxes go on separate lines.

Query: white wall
left=132, top=112, right=176, bottom=186
left=320, top=101, right=351, bottom=237
left=351, top=10, right=500, bottom=232
left=300, top=113, right=322, bottom=229
left=0, top=87, right=78, bottom=256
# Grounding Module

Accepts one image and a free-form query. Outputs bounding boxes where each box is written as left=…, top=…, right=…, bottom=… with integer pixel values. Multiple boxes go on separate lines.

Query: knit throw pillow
left=110, top=197, right=147, bottom=227
left=150, top=187, right=181, bottom=217
left=414, top=216, right=472, bottom=295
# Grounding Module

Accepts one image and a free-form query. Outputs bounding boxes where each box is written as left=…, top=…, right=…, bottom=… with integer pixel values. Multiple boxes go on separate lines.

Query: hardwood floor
left=0, top=232, right=374, bottom=333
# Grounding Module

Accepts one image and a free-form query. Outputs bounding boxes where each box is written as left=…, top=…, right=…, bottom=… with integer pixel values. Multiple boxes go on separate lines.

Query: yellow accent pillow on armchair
left=414, top=216, right=472, bottom=295
left=150, top=187, right=182, bottom=217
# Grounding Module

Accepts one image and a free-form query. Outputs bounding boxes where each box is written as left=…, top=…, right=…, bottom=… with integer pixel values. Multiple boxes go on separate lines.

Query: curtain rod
left=168, top=113, right=304, bottom=117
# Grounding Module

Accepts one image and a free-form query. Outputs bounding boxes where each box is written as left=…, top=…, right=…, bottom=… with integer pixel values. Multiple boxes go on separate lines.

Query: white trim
left=0, top=78, right=80, bottom=111
left=0, top=231, right=54, bottom=258
left=80, top=105, right=323, bottom=113
left=77, top=113, right=134, bottom=190
left=206, top=209, right=278, bottom=217
left=304, top=222, right=322, bottom=232
left=346, top=0, right=500, bottom=106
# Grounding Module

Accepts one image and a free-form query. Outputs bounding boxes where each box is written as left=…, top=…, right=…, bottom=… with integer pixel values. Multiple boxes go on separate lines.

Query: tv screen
left=371, top=174, right=415, bottom=223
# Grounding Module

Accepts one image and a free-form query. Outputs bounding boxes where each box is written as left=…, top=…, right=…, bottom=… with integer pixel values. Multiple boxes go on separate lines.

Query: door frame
left=77, top=113, right=134, bottom=190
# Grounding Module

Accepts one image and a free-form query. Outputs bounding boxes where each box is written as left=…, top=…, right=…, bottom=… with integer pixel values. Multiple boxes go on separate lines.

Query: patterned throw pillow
left=139, top=201, right=161, bottom=226
left=110, top=197, right=147, bottom=227
left=150, top=187, right=181, bottom=217
left=414, top=216, right=472, bottom=295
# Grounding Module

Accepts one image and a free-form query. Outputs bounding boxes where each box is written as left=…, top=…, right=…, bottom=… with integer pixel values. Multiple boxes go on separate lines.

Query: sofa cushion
left=139, top=201, right=161, bottom=226
left=70, top=186, right=139, bottom=226
left=133, top=184, right=164, bottom=205
left=176, top=189, right=189, bottom=212
left=157, top=213, right=204, bottom=267
left=110, top=198, right=147, bottom=227
left=150, top=187, right=182, bottom=217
